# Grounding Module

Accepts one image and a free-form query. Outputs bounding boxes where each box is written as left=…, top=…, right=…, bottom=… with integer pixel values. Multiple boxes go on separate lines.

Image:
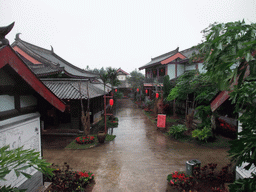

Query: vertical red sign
left=157, top=114, right=166, bottom=128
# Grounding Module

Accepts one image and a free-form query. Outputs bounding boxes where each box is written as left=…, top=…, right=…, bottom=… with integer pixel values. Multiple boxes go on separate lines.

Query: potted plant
left=97, top=131, right=106, bottom=143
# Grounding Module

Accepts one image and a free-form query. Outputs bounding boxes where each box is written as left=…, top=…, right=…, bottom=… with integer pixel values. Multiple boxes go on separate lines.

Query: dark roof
left=11, top=35, right=98, bottom=79
left=0, top=45, right=66, bottom=112
left=139, top=46, right=199, bottom=70
left=41, top=79, right=107, bottom=99
left=179, top=47, right=198, bottom=62
left=117, top=68, right=129, bottom=75
left=139, top=47, right=179, bottom=70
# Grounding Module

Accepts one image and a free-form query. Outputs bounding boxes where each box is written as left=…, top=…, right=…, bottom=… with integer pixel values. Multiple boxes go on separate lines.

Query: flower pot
left=97, top=131, right=106, bottom=143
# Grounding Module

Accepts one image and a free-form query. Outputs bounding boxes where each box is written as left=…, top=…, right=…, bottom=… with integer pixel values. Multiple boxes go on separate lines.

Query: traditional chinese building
left=11, top=34, right=110, bottom=131
left=139, top=46, right=204, bottom=97
left=116, top=68, right=131, bottom=96
left=0, top=22, right=66, bottom=191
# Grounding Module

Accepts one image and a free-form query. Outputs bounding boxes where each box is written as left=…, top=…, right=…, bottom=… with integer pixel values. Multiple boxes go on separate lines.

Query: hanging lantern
left=145, top=89, right=148, bottom=94
left=109, top=99, right=114, bottom=106
left=115, top=89, right=117, bottom=92
left=156, top=93, right=159, bottom=99
left=137, top=88, right=139, bottom=92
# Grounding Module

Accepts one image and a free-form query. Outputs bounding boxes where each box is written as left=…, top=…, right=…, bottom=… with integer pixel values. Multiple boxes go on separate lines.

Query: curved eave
left=0, top=46, right=66, bottom=112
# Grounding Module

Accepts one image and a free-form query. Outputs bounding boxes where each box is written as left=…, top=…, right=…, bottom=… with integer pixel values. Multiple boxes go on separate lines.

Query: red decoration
left=137, top=88, right=139, bottom=92
left=145, top=89, right=148, bottom=94
left=109, top=99, right=114, bottom=106
left=157, top=114, right=166, bottom=128
left=156, top=93, right=159, bottom=99
left=115, top=89, right=117, bottom=92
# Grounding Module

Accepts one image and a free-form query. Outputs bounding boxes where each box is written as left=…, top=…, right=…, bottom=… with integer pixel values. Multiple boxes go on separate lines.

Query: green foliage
left=0, top=185, right=25, bottom=192
left=114, top=92, right=123, bottom=99
left=0, top=145, right=54, bottom=182
left=199, top=20, right=256, bottom=90
left=195, top=105, right=212, bottom=128
left=229, top=174, right=256, bottom=192
left=0, top=145, right=54, bottom=191
left=192, top=126, right=212, bottom=142
left=228, top=81, right=256, bottom=170
left=195, top=20, right=256, bottom=188
left=168, top=124, right=187, bottom=139
left=192, top=73, right=219, bottom=104
left=167, top=70, right=197, bottom=101
left=46, top=162, right=94, bottom=192
left=106, top=67, right=120, bottom=88
left=163, top=75, right=173, bottom=99
left=127, top=69, right=145, bottom=90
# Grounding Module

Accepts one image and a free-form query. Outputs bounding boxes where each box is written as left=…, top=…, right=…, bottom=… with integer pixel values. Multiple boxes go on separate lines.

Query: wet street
left=43, top=99, right=231, bottom=192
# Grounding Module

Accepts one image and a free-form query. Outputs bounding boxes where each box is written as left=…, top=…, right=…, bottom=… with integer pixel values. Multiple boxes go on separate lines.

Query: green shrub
left=168, top=124, right=187, bottom=139
left=115, top=92, right=123, bottom=99
left=192, top=126, right=212, bottom=142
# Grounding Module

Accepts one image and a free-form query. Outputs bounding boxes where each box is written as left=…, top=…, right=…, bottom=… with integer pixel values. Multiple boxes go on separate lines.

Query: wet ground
left=42, top=99, right=231, bottom=192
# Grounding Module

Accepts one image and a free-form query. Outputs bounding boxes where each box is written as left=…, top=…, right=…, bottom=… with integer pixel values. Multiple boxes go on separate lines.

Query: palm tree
left=106, top=67, right=120, bottom=91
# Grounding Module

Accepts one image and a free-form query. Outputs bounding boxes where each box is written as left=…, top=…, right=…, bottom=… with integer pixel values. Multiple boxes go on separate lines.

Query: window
left=152, top=69, right=157, bottom=78
left=0, top=95, right=15, bottom=112
left=159, top=67, right=165, bottom=76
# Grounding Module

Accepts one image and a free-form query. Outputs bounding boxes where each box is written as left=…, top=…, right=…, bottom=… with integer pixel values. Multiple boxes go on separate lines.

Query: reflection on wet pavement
left=43, top=99, right=230, bottom=192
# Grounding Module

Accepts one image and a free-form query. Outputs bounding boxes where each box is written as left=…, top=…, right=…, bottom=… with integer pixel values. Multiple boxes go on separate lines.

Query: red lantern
left=145, top=89, right=148, bottom=94
left=156, top=93, right=159, bottom=99
left=115, top=89, right=117, bottom=92
left=109, top=99, right=114, bottom=106
left=137, top=88, right=139, bottom=92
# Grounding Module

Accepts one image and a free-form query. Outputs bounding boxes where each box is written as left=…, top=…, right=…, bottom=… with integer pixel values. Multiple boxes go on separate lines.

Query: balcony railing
left=145, top=76, right=164, bottom=84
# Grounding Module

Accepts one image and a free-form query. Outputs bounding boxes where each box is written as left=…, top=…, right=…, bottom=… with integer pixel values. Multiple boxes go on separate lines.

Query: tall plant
left=0, top=145, right=53, bottom=191
left=196, top=20, right=256, bottom=191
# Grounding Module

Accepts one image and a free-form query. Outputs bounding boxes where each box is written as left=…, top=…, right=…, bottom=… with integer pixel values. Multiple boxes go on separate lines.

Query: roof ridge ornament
left=15, top=33, right=22, bottom=40
left=0, top=22, right=15, bottom=46
left=50, top=45, right=54, bottom=53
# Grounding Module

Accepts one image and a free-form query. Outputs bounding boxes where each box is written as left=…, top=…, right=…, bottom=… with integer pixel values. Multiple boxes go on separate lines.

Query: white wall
left=0, top=113, right=42, bottom=188
left=167, top=64, right=175, bottom=79
left=117, top=75, right=126, bottom=81
left=185, top=64, right=196, bottom=71
left=177, top=64, right=184, bottom=77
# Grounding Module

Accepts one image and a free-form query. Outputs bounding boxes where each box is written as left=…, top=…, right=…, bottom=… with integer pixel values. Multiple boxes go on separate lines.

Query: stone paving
left=42, top=99, right=231, bottom=192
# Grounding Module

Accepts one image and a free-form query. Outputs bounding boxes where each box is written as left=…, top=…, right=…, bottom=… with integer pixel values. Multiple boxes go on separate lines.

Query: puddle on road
left=43, top=99, right=231, bottom=192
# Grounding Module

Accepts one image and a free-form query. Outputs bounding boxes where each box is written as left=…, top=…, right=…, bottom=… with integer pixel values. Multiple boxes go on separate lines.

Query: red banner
left=157, top=114, right=166, bottom=128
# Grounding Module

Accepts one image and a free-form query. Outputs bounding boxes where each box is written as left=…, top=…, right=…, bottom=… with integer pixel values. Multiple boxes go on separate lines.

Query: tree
left=127, top=69, right=145, bottom=90
left=163, top=75, right=173, bottom=99
left=106, top=67, right=120, bottom=90
left=197, top=20, right=256, bottom=191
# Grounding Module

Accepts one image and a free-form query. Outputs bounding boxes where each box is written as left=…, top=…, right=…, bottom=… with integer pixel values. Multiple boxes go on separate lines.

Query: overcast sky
left=1, top=0, right=256, bottom=74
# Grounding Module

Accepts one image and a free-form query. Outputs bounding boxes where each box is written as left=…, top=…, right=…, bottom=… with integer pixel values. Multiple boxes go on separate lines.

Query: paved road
left=43, top=99, right=231, bottom=192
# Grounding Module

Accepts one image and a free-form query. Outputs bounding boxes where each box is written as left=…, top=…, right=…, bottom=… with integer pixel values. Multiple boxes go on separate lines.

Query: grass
left=166, top=118, right=179, bottom=123
left=65, top=134, right=116, bottom=149
left=143, top=107, right=231, bottom=149
left=165, top=132, right=231, bottom=148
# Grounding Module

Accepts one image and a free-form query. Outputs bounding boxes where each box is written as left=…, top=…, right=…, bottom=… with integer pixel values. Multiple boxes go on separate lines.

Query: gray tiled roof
left=180, top=46, right=198, bottom=59
left=41, top=79, right=108, bottom=99
left=139, top=46, right=199, bottom=70
left=16, top=51, right=66, bottom=76
left=139, top=47, right=179, bottom=70
left=11, top=36, right=98, bottom=78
